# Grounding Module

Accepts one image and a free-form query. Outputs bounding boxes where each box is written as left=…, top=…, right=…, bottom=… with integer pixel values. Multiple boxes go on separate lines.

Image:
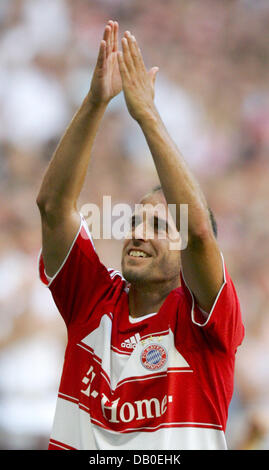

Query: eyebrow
left=131, top=214, right=171, bottom=232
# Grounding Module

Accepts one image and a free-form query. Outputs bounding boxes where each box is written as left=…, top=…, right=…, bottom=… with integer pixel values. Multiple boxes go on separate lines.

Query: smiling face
left=121, top=191, right=181, bottom=287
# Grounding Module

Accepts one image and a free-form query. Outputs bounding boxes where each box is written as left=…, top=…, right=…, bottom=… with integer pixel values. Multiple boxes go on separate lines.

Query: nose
left=132, top=220, right=147, bottom=241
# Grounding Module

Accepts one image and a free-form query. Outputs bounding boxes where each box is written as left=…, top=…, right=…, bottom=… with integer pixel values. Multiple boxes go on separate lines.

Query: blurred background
left=0, top=0, right=269, bottom=450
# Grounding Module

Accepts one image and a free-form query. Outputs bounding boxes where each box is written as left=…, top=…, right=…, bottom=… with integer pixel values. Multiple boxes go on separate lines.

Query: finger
left=149, top=66, right=159, bottom=89
left=96, top=40, right=106, bottom=67
left=121, top=36, right=134, bottom=73
left=103, top=23, right=110, bottom=41
left=128, top=34, right=146, bottom=72
left=108, top=20, right=114, bottom=51
left=103, top=24, right=112, bottom=57
left=124, top=31, right=137, bottom=63
left=117, top=51, right=130, bottom=80
left=113, top=21, right=119, bottom=52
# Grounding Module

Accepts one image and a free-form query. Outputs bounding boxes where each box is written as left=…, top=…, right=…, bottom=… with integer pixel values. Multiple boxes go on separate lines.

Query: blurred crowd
left=0, top=0, right=269, bottom=450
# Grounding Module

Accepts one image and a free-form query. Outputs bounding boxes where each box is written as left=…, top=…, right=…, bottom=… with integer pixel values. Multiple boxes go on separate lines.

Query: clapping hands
left=89, top=21, right=159, bottom=122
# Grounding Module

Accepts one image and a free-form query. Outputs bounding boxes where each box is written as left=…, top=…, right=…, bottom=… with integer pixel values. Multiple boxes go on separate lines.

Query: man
left=37, top=20, right=244, bottom=450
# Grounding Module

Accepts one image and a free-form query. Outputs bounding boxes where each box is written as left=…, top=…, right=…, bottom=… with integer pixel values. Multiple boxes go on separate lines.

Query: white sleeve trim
left=80, top=214, right=96, bottom=251
left=108, top=268, right=125, bottom=281
left=45, top=270, right=52, bottom=281
left=181, top=252, right=226, bottom=328
left=40, top=213, right=84, bottom=288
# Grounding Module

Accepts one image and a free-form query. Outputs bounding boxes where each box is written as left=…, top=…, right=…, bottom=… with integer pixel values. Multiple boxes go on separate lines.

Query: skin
left=121, top=190, right=182, bottom=318
left=89, top=21, right=122, bottom=105
left=36, top=21, right=122, bottom=279
left=117, top=31, right=224, bottom=315
left=37, top=20, right=224, bottom=320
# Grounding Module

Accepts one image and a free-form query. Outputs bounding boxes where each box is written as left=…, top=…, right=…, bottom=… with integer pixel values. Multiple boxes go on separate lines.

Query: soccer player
left=36, top=21, right=244, bottom=450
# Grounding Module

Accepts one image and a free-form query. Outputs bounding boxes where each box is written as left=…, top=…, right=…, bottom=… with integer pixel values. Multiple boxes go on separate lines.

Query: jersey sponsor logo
left=101, top=393, right=173, bottom=424
left=121, top=333, right=141, bottom=349
left=80, top=366, right=99, bottom=398
left=140, top=344, right=168, bottom=370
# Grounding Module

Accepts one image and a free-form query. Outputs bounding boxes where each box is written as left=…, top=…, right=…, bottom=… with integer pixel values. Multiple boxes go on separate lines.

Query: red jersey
left=38, top=214, right=244, bottom=450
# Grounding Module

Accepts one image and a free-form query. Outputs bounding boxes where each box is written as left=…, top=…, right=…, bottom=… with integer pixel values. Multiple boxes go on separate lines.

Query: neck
left=128, top=277, right=180, bottom=318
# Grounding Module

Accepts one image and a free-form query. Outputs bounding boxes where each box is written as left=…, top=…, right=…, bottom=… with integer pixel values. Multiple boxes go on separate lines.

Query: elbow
left=36, top=193, right=76, bottom=220
left=188, top=221, right=214, bottom=249
left=36, top=193, right=46, bottom=211
left=187, top=206, right=217, bottom=247
left=36, top=193, right=51, bottom=214
left=36, top=193, right=57, bottom=218
left=36, top=196, right=60, bottom=228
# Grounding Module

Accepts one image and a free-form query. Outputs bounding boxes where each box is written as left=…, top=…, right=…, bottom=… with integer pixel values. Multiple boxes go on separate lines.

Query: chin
left=122, top=265, right=149, bottom=284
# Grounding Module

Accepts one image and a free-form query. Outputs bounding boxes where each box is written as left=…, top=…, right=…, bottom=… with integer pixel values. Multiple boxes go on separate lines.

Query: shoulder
left=106, top=268, right=129, bottom=299
left=161, top=286, right=191, bottom=319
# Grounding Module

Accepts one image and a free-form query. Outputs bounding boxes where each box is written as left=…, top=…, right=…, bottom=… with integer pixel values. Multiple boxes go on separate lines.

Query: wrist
left=136, top=104, right=160, bottom=127
left=85, top=91, right=109, bottom=110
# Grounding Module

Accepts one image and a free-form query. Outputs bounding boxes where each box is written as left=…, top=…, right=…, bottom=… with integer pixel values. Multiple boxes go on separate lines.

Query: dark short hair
left=151, top=185, right=218, bottom=238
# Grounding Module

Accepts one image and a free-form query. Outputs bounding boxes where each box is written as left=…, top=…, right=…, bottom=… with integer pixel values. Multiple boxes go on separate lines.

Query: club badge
left=140, top=343, right=168, bottom=370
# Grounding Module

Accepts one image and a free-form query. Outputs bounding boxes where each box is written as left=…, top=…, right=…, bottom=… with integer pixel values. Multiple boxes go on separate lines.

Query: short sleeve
left=38, top=213, right=114, bottom=329
left=180, top=254, right=244, bottom=353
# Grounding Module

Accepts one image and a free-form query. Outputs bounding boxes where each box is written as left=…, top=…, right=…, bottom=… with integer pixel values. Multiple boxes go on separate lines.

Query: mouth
left=127, top=249, right=152, bottom=259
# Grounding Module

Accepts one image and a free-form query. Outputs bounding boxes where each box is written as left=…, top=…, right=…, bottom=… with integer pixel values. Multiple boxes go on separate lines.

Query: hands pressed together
left=89, top=20, right=159, bottom=122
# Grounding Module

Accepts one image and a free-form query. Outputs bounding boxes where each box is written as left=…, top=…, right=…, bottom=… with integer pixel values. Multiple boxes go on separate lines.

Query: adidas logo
left=121, top=333, right=141, bottom=349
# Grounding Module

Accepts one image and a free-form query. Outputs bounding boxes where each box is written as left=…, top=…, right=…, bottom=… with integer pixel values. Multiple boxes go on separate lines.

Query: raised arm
left=117, top=31, right=223, bottom=313
left=36, top=21, right=121, bottom=278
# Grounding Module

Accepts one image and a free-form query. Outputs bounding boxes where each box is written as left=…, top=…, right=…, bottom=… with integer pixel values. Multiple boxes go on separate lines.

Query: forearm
left=138, top=108, right=210, bottom=237
left=37, top=92, right=107, bottom=212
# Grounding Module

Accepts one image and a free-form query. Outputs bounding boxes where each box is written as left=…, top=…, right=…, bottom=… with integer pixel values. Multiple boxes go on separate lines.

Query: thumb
left=149, top=66, right=159, bottom=86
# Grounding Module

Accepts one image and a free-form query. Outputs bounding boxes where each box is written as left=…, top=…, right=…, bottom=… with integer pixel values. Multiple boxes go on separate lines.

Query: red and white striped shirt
left=38, top=214, right=244, bottom=450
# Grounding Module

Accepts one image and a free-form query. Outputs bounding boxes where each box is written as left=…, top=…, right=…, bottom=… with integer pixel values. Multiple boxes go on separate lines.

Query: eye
left=131, top=215, right=141, bottom=229
left=153, top=217, right=167, bottom=233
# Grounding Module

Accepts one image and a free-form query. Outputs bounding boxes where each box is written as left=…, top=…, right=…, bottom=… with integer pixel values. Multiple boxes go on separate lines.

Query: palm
left=90, top=21, right=122, bottom=104
left=103, top=51, right=122, bottom=100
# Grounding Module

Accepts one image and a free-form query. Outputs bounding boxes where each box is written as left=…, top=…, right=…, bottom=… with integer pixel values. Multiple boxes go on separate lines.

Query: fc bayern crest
left=140, top=344, right=168, bottom=370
